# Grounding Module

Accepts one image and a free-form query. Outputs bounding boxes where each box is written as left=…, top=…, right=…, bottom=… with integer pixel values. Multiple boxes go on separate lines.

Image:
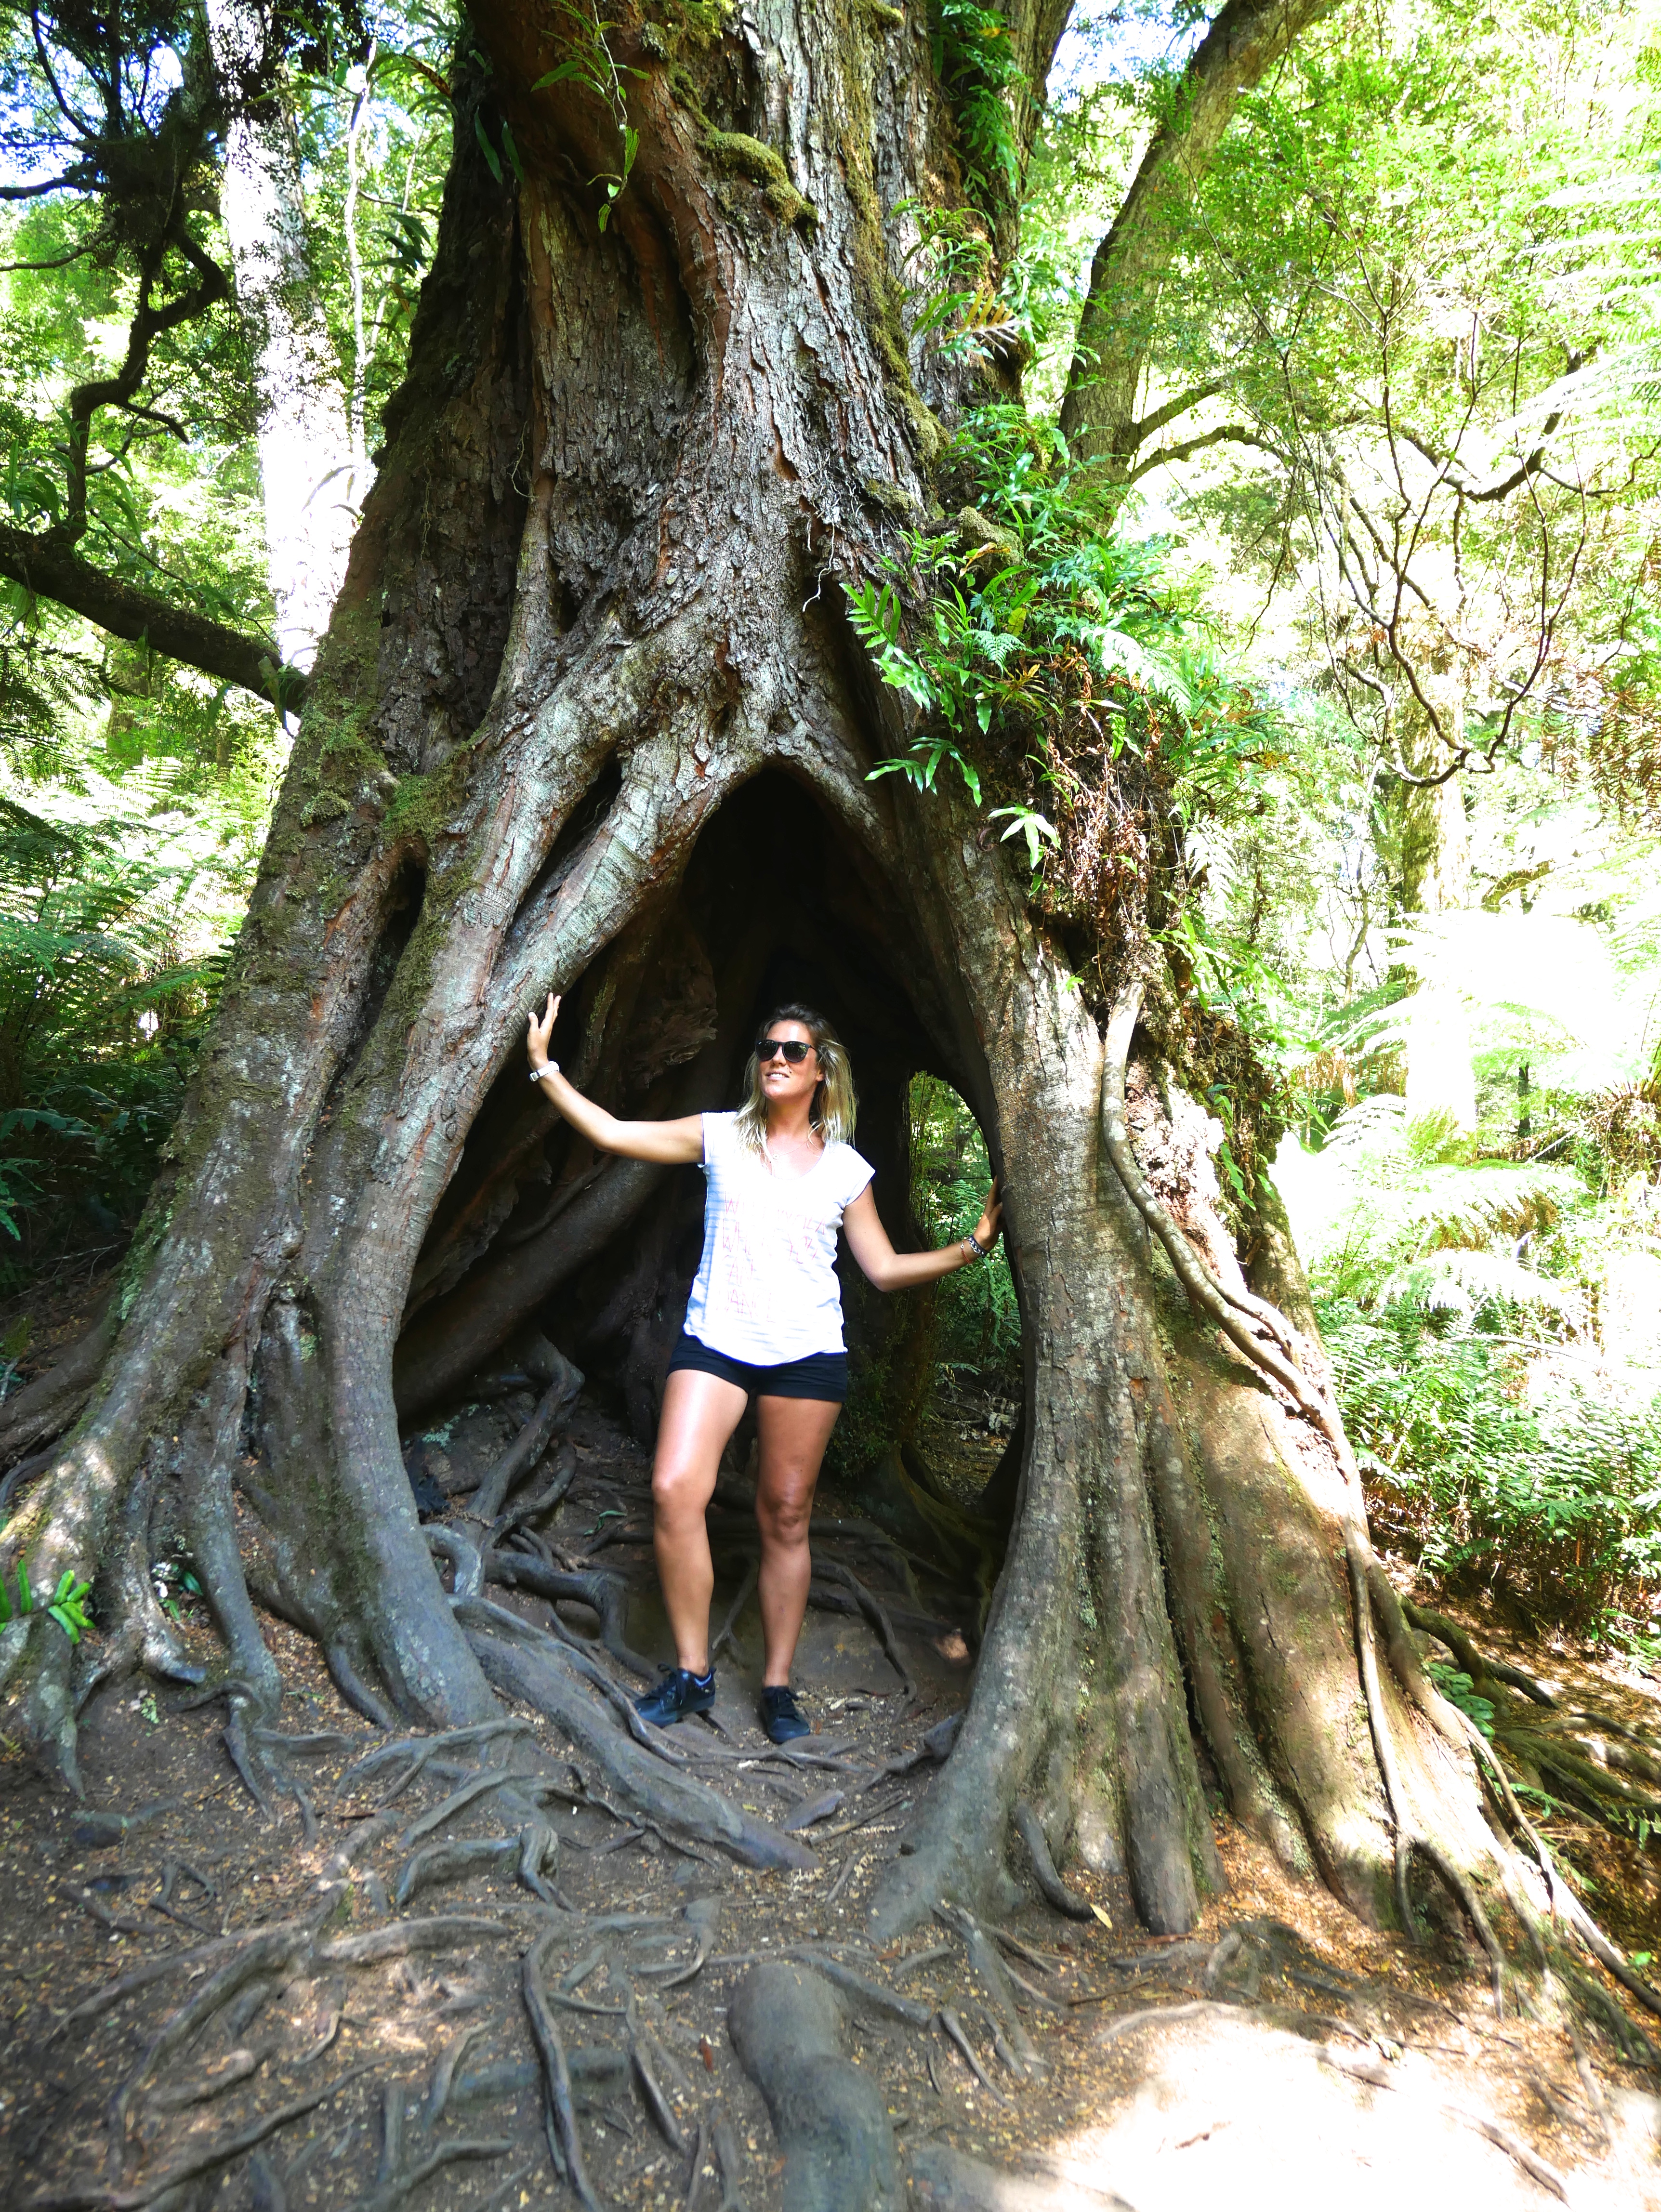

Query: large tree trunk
left=0, top=0, right=1510, bottom=1945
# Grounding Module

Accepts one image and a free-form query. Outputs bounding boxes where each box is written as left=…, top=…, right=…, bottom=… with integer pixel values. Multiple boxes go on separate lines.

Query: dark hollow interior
left=395, top=769, right=1022, bottom=1498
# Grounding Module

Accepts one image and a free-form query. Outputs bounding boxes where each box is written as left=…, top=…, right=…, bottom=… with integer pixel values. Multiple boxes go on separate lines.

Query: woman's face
left=757, top=1020, right=820, bottom=1115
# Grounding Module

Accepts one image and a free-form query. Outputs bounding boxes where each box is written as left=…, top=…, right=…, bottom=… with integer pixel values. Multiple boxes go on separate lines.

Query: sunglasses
left=756, top=1035, right=816, bottom=1064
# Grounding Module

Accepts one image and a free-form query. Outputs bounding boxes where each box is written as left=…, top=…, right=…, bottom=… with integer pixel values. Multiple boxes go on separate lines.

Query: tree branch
left=0, top=523, right=307, bottom=707
left=1125, top=422, right=1282, bottom=481
left=1059, top=0, right=1342, bottom=470
left=1127, top=378, right=1227, bottom=445
left=1397, top=422, right=1563, bottom=504
left=0, top=167, right=94, bottom=199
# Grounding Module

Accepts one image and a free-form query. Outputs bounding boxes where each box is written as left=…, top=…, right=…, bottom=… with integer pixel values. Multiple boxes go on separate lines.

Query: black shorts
left=665, top=1330, right=848, bottom=1404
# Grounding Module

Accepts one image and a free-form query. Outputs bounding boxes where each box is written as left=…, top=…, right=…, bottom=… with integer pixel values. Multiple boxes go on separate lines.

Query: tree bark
left=0, top=0, right=1516, bottom=1950
left=1058, top=0, right=1341, bottom=475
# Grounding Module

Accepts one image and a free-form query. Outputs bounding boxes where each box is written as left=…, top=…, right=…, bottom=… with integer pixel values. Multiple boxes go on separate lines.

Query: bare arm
left=526, top=993, right=704, bottom=1166
left=841, top=1181, right=1003, bottom=1292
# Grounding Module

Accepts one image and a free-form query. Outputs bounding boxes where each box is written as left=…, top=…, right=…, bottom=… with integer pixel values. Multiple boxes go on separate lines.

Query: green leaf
left=501, top=121, right=526, bottom=184
left=474, top=112, right=504, bottom=185
left=18, top=1563, right=31, bottom=1616
left=531, top=61, right=586, bottom=88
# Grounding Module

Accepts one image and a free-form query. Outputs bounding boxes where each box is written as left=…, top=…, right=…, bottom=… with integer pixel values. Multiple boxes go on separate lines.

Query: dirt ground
left=1, top=1396, right=1658, bottom=2212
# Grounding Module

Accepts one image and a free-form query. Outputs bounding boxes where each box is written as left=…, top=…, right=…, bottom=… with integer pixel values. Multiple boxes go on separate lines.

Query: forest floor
left=0, top=1380, right=1657, bottom=2210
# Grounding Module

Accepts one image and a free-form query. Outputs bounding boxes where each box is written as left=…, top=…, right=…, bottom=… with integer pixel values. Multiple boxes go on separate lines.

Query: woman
left=526, top=995, right=1002, bottom=1743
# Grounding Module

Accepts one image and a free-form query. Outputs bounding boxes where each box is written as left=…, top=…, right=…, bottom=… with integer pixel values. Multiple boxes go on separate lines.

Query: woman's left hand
left=974, top=1183, right=1003, bottom=1252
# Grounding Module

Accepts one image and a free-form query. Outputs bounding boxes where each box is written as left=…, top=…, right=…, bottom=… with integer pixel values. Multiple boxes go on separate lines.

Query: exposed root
left=729, top=1962, right=900, bottom=2207
left=72, top=1448, right=205, bottom=1712
left=424, top=1526, right=484, bottom=1601
left=107, top=1921, right=317, bottom=2160
left=395, top=1768, right=528, bottom=1847
left=522, top=1926, right=604, bottom=2212
left=71, top=1801, right=181, bottom=1848
left=352, top=2130, right=514, bottom=2212
left=141, top=2045, right=269, bottom=2117
left=421, top=2023, right=487, bottom=2129
left=935, top=2007, right=1005, bottom=2101
left=870, top=1712, right=961, bottom=1788
left=394, top=1835, right=520, bottom=1906
left=709, top=2110, right=749, bottom=2212
left=1104, top=976, right=1661, bottom=2041
left=49, top=1920, right=303, bottom=2042
left=1320, top=2043, right=1569, bottom=2201
left=27, top=2068, right=369, bottom=2212
left=934, top=1904, right=1040, bottom=2070
left=1399, top=1599, right=1558, bottom=1709
left=812, top=1560, right=915, bottom=1699
left=986, top=1949, right=1066, bottom=2014
left=787, top=1948, right=934, bottom=2027
left=1012, top=1799, right=1094, bottom=1921
left=894, top=1943, right=952, bottom=1982
left=314, top=1914, right=515, bottom=1966
left=483, top=1549, right=656, bottom=1679
left=247, top=2147, right=285, bottom=2212
left=492, top=1441, right=579, bottom=1544
left=455, top=1595, right=686, bottom=1763
left=1403, top=1594, right=1661, bottom=1855
left=639, top=1893, right=720, bottom=1988
left=471, top=1352, right=584, bottom=1526
left=908, top=2138, right=1135, bottom=2212
left=1097, top=1998, right=1221, bottom=2044
left=624, top=1993, right=686, bottom=2151
left=323, top=1639, right=399, bottom=1728
left=459, top=1620, right=815, bottom=1869
left=338, top=1719, right=535, bottom=1805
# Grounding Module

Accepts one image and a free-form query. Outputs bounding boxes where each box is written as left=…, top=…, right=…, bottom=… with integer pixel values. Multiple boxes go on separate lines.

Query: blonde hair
left=735, top=1003, right=858, bottom=1155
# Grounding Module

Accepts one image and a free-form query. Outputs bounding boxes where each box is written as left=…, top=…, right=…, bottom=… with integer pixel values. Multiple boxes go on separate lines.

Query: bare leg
left=754, top=1394, right=841, bottom=1687
left=651, top=1369, right=748, bottom=1674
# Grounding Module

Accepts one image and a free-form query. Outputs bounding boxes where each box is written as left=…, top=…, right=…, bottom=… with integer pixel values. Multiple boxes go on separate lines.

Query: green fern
left=1425, top=1661, right=1496, bottom=1738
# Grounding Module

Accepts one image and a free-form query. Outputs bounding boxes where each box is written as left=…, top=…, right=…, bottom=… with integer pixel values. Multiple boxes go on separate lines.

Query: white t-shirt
left=683, top=1110, right=875, bottom=1363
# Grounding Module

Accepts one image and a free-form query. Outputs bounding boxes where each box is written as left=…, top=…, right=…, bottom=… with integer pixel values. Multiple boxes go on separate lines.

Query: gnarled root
left=522, top=1926, right=604, bottom=2212
left=1101, top=975, right=1661, bottom=2043
left=727, top=1962, right=900, bottom=2212
left=1012, top=1800, right=1095, bottom=1921
left=460, top=1617, right=815, bottom=1869
left=483, top=1547, right=655, bottom=1679
left=470, top=1347, right=584, bottom=1525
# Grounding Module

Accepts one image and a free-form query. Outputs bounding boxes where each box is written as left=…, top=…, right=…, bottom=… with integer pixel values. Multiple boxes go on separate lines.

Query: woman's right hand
left=527, top=991, right=560, bottom=1073
left=525, top=995, right=702, bottom=1165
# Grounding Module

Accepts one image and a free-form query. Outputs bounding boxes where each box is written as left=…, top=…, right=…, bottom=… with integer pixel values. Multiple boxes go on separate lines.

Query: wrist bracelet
left=530, top=1060, right=558, bottom=1082
left=961, top=1232, right=989, bottom=1262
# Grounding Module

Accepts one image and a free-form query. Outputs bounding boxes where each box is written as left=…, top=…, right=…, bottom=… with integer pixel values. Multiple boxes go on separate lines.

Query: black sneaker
left=761, top=1685, right=810, bottom=1743
left=636, top=1667, right=717, bottom=1727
